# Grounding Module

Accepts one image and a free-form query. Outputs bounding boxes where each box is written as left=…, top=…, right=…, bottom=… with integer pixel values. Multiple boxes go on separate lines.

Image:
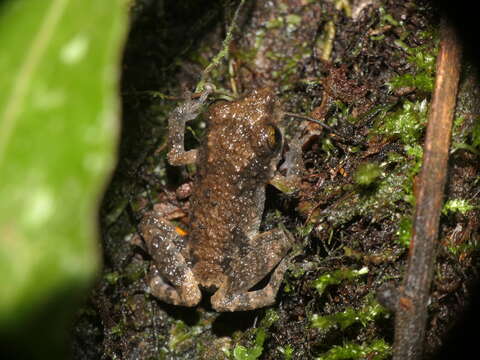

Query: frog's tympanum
left=139, top=88, right=300, bottom=311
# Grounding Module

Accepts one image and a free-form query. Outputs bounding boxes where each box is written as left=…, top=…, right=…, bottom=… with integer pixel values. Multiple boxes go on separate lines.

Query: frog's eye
left=266, top=125, right=283, bottom=153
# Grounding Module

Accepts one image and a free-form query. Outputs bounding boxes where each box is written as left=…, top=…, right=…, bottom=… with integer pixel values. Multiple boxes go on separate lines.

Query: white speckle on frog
left=25, top=188, right=54, bottom=226
left=60, top=35, right=89, bottom=65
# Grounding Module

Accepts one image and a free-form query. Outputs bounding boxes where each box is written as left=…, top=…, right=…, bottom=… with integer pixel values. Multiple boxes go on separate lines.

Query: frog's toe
left=180, top=282, right=202, bottom=307
left=210, top=286, right=276, bottom=312
left=148, top=271, right=201, bottom=307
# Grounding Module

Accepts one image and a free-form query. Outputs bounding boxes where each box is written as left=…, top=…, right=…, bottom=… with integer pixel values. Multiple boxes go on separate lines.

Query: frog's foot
left=211, top=257, right=290, bottom=312
left=140, top=214, right=201, bottom=307
left=147, top=265, right=201, bottom=307
left=211, top=227, right=293, bottom=312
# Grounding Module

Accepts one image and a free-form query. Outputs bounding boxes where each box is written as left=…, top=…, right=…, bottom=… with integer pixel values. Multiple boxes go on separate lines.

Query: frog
left=139, top=86, right=302, bottom=312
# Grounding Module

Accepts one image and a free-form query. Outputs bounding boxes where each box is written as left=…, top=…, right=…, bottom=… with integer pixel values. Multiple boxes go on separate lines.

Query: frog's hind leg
left=211, top=256, right=291, bottom=312
left=211, top=228, right=293, bottom=312
left=140, top=214, right=201, bottom=307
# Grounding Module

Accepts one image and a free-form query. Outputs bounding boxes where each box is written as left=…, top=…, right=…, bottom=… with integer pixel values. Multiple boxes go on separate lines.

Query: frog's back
left=188, top=88, right=281, bottom=288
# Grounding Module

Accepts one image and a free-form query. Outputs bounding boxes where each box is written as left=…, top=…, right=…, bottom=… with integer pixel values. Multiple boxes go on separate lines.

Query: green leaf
left=0, top=0, right=129, bottom=356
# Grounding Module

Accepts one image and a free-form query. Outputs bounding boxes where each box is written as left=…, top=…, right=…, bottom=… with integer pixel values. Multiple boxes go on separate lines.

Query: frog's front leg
left=270, top=134, right=304, bottom=194
left=211, top=228, right=293, bottom=311
left=167, top=87, right=212, bottom=165
left=140, top=213, right=201, bottom=307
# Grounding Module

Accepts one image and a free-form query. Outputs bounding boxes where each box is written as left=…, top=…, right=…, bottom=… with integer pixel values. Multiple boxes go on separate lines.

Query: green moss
left=231, top=309, right=279, bottom=360
left=311, top=291, right=390, bottom=359
left=388, top=44, right=437, bottom=93
left=408, top=45, right=436, bottom=74
left=316, top=339, right=391, bottom=360
left=378, top=7, right=400, bottom=27
left=169, top=321, right=192, bottom=352
left=326, top=128, right=422, bottom=230
left=125, top=260, right=148, bottom=282
left=278, top=345, right=294, bottom=359
left=396, top=216, right=412, bottom=248
left=311, top=300, right=388, bottom=332
left=296, top=222, right=315, bottom=237
left=104, top=271, right=120, bottom=285
left=286, top=14, right=301, bottom=27
left=375, top=100, right=428, bottom=146
left=266, top=17, right=283, bottom=29
left=442, top=199, right=476, bottom=215
left=234, top=47, right=258, bottom=64
left=108, top=324, right=123, bottom=336
left=262, top=308, right=280, bottom=327
left=323, top=157, right=414, bottom=227
left=452, top=116, right=466, bottom=136
left=267, top=43, right=311, bottom=88
left=404, top=143, right=423, bottom=167
left=319, top=130, right=422, bottom=228
left=388, top=73, right=434, bottom=93
left=169, top=319, right=205, bottom=353
left=196, top=0, right=247, bottom=92
left=354, top=163, right=382, bottom=186
left=313, top=267, right=369, bottom=296
left=445, top=236, right=480, bottom=257
left=321, top=137, right=338, bottom=156
left=233, top=328, right=266, bottom=360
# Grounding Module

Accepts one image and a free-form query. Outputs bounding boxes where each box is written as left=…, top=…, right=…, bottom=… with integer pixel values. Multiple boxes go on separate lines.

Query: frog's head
left=241, top=87, right=284, bottom=158
left=205, top=88, right=284, bottom=163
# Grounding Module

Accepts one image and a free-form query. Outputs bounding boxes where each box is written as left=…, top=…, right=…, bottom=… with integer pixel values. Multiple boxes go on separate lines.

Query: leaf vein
left=0, top=0, right=69, bottom=166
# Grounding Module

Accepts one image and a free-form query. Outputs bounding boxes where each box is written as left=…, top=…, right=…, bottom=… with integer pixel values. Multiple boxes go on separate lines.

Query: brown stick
left=392, top=19, right=462, bottom=360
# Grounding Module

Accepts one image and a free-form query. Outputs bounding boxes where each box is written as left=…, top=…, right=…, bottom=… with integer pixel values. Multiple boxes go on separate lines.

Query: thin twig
left=283, top=112, right=342, bottom=137
left=283, top=112, right=363, bottom=146
left=392, top=19, right=462, bottom=360
left=195, top=0, right=247, bottom=93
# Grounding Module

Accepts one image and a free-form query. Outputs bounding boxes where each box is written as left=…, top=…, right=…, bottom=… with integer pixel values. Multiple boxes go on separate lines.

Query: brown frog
left=139, top=87, right=301, bottom=311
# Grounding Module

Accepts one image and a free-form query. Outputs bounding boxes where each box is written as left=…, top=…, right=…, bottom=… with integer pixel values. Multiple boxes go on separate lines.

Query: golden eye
left=266, top=125, right=283, bottom=152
